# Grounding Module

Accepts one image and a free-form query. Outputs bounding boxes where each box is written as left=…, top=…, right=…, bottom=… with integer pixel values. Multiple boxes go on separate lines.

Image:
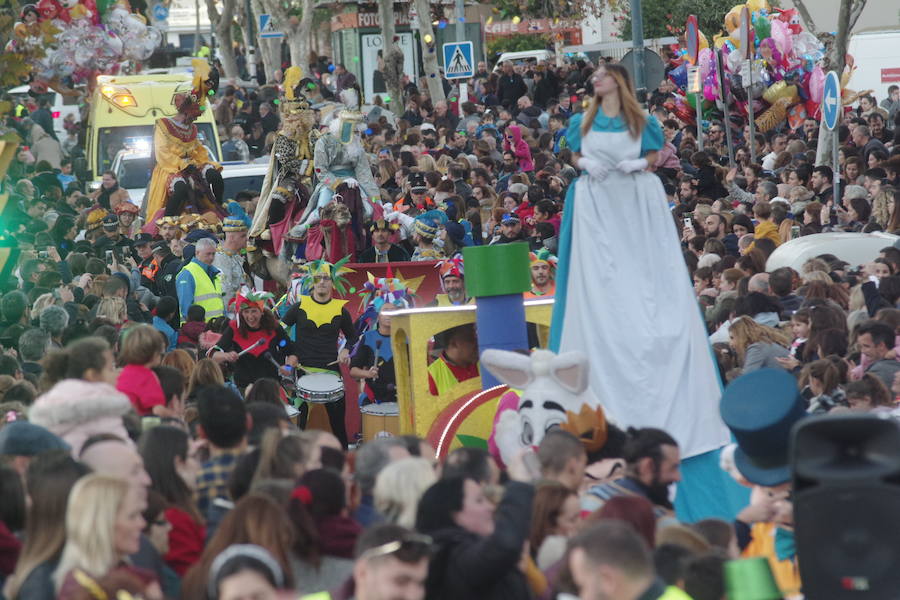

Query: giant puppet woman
left=549, top=63, right=729, bottom=460
left=144, top=59, right=224, bottom=222
left=287, top=86, right=381, bottom=258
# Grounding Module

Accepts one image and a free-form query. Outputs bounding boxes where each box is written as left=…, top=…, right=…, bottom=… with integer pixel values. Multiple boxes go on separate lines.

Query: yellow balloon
left=762, top=81, right=800, bottom=105
left=423, top=33, right=433, bottom=44
left=698, top=32, right=710, bottom=50
left=512, top=15, right=521, bottom=24
left=713, top=33, right=727, bottom=49
left=724, top=4, right=744, bottom=32
left=746, top=0, right=769, bottom=12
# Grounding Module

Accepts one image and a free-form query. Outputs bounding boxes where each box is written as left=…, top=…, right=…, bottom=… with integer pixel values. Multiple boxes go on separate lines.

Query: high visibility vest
left=427, top=355, right=479, bottom=396
left=299, top=593, right=331, bottom=600
left=181, top=260, right=225, bottom=320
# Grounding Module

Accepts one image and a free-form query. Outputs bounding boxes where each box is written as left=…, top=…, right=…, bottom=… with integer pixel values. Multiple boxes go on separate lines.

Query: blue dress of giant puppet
left=549, top=105, right=729, bottom=461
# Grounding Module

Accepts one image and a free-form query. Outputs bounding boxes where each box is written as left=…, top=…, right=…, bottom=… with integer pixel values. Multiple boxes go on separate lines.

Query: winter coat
left=423, top=482, right=534, bottom=600
left=30, top=123, right=63, bottom=170
left=503, top=125, right=534, bottom=173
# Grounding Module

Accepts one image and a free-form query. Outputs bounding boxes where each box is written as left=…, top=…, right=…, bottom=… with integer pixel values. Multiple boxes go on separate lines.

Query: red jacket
left=164, top=506, right=206, bottom=576
left=116, top=364, right=165, bottom=416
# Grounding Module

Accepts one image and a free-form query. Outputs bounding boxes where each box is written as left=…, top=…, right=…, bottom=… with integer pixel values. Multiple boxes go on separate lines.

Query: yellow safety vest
left=428, top=355, right=479, bottom=396
left=181, top=260, right=225, bottom=320
left=299, top=593, right=331, bottom=600
left=434, top=294, right=473, bottom=307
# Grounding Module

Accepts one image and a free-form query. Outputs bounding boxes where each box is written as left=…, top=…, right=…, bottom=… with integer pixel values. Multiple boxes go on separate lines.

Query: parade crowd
left=0, top=43, right=899, bottom=600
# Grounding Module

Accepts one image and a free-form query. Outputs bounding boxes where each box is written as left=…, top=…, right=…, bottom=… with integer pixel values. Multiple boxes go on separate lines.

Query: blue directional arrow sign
left=443, top=41, right=474, bottom=80
left=151, top=3, right=168, bottom=21
left=822, top=70, right=841, bottom=131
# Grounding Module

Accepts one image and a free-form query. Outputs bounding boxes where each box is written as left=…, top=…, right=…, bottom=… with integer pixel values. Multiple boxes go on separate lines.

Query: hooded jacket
left=503, top=125, right=534, bottom=173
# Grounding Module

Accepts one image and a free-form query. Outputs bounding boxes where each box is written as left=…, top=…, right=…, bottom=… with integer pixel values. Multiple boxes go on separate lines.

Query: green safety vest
left=180, top=260, right=224, bottom=320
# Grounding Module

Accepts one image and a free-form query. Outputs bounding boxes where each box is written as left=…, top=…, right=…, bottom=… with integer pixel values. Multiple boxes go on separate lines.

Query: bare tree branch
left=847, top=0, right=866, bottom=31
left=790, top=0, right=818, bottom=33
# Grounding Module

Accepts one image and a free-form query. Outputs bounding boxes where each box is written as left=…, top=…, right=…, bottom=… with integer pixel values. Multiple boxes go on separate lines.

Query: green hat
left=724, top=557, right=782, bottom=600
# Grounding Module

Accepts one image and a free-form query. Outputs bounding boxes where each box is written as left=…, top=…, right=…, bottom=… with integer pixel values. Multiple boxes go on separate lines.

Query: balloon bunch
left=5, top=0, right=161, bottom=93
left=663, top=0, right=828, bottom=133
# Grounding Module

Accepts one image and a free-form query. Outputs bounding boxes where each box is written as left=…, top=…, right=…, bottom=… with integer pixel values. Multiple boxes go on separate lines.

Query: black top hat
left=720, top=368, right=808, bottom=487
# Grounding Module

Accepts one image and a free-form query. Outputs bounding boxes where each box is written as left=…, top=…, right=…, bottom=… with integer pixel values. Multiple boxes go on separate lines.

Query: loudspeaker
left=792, top=414, right=900, bottom=599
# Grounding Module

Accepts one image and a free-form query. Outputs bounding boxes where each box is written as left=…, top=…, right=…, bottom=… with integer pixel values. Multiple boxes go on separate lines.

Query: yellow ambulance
left=84, top=72, right=222, bottom=186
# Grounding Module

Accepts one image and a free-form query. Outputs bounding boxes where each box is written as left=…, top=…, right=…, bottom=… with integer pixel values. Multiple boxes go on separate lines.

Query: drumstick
left=237, top=339, right=266, bottom=357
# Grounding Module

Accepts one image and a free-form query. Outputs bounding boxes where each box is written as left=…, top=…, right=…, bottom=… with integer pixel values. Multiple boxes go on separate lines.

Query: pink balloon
left=770, top=19, right=792, bottom=60
left=698, top=48, right=713, bottom=80
left=808, top=65, right=825, bottom=104
left=703, top=83, right=718, bottom=102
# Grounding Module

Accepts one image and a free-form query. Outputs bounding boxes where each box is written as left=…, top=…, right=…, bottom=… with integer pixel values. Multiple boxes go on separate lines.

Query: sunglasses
left=360, top=533, right=433, bottom=562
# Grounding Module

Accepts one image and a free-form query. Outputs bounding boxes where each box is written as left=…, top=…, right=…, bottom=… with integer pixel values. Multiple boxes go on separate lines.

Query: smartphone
left=791, top=225, right=800, bottom=239
left=105, top=250, right=113, bottom=263
left=683, top=217, right=693, bottom=228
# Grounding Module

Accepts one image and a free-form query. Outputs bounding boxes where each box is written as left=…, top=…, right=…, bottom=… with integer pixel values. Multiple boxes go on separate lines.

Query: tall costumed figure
left=549, top=64, right=729, bottom=460
left=288, top=86, right=381, bottom=261
left=143, top=59, right=224, bottom=224
left=250, top=66, right=316, bottom=283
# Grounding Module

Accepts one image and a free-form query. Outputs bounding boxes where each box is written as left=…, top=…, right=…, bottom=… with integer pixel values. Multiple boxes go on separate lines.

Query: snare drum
left=360, top=402, right=399, bottom=442
left=296, top=372, right=344, bottom=404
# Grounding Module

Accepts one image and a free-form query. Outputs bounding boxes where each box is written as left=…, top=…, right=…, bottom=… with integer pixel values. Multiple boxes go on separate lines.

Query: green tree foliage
left=616, top=0, right=745, bottom=40
left=491, top=0, right=609, bottom=22
left=487, top=33, right=550, bottom=60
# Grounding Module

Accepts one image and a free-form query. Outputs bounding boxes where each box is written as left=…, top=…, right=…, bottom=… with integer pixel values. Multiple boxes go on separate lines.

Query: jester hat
left=229, top=289, right=275, bottom=327
left=294, top=256, right=354, bottom=297
left=529, top=248, right=558, bottom=274
left=356, top=272, right=415, bottom=334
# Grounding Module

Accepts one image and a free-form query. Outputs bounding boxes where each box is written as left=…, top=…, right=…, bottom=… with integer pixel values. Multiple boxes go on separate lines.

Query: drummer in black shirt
left=211, top=290, right=298, bottom=391
left=281, top=259, right=358, bottom=447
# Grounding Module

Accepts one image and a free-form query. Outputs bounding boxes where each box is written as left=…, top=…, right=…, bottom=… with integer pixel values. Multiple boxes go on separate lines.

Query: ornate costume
left=251, top=67, right=316, bottom=259
left=214, top=205, right=254, bottom=314
left=144, top=60, right=223, bottom=223
left=289, top=88, right=381, bottom=258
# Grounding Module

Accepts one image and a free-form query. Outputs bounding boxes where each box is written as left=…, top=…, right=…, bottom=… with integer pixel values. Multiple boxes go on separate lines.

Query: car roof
left=221, top=163, right=268, bottom=176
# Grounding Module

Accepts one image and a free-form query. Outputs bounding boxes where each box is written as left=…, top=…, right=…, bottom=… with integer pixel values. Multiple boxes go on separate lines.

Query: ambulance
left=84, top=72, right=222, bottom=189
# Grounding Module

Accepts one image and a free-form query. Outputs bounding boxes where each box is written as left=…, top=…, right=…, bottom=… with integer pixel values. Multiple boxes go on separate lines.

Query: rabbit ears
left=481, top=349, right=590, bottom=396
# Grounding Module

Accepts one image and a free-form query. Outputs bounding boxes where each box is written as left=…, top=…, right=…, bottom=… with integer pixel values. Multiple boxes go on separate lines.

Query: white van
left=847, top=29, right=900, bottom=104
left=492, top=50, right=554, bottom=72
left=8, top=84, right=82, bottom=141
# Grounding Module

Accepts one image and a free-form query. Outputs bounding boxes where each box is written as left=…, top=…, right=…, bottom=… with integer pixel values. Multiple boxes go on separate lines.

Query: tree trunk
left=250, top=0, right=275, bottom=81
left=413, top=0, right=445, bottom=103
left=378, top=0, right=405, bottom=114
left=207, top=0, right=239, bottom=80
left=294, top=0, right=314, bottom=73
left=813, top=0, right=863, bottom=166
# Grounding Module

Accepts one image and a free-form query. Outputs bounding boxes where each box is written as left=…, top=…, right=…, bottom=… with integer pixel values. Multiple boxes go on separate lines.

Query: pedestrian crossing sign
left=259, top=14, right=284, bottom=39
left=443, top=41, right=474, bottom=79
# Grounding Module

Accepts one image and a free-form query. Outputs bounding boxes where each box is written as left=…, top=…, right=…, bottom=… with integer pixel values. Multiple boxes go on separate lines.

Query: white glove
left=576, top=157, right=608, bottom=181
left=617, top=158, right=649, bottom=174
left=343, top=177, right=359, bottom=189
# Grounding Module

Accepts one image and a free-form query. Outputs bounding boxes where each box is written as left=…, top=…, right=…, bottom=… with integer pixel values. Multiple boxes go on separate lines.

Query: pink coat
left=503, top=124, right=534, bottom=172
